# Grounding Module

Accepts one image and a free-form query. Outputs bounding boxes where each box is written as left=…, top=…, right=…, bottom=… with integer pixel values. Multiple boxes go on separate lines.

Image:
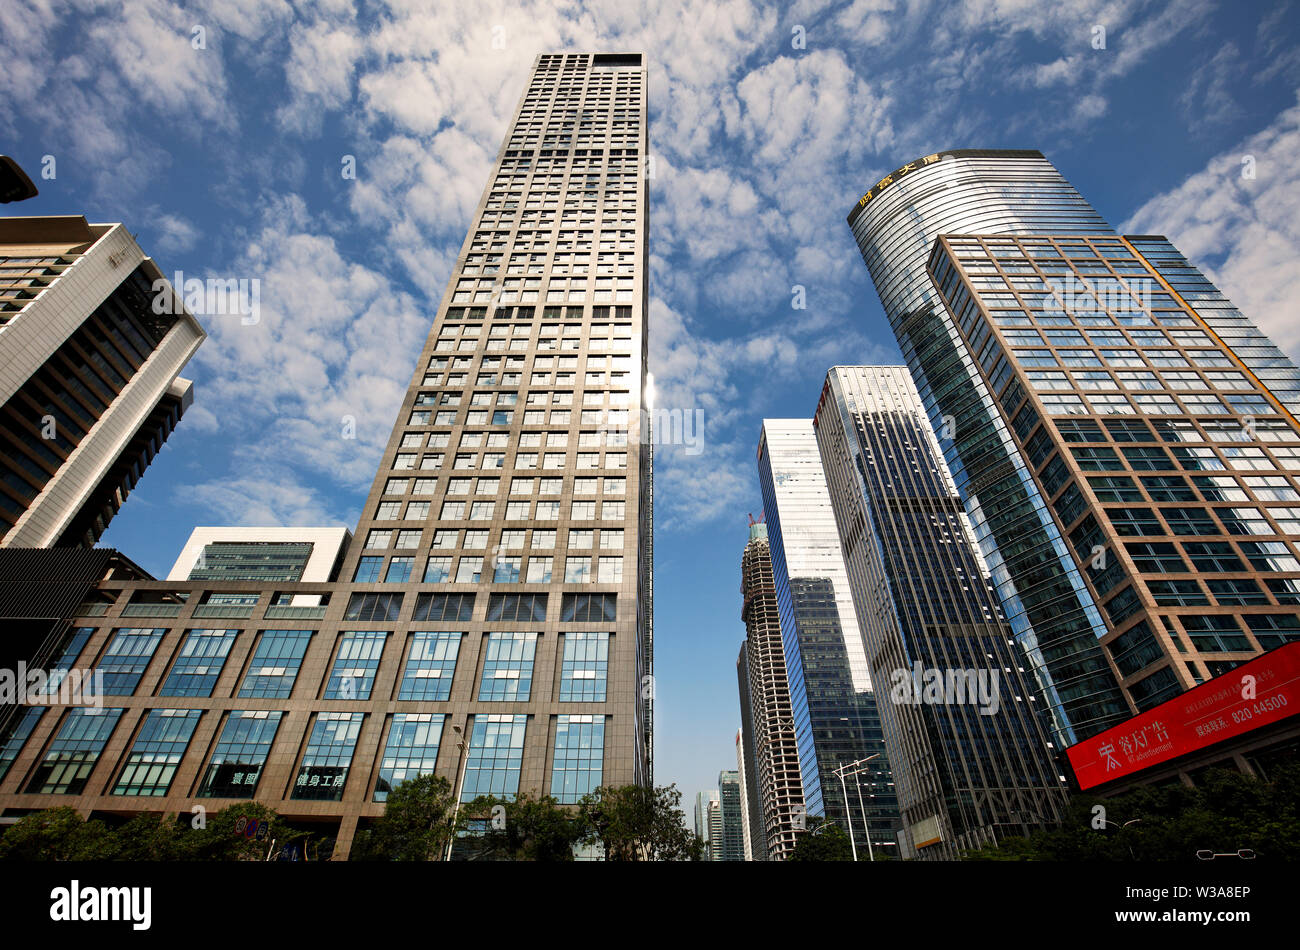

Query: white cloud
left=1121, top=92, right=1300, bottom=359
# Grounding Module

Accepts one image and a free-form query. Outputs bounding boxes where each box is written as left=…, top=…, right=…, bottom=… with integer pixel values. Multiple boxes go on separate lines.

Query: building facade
left=926, top=233, right=1300, bottom=713
left=735, top=656, right=764, bottom=860
left=0, top=52, right=652, bottom=858
left=757, top=421, right=900, bottom=857
left=814, top=366, right=1068, bottom=858
left=738, top=522, right=803, bottom=860
left=716, top=768, right=745, bottom=861
left=0, top=215, right=203, bottom=548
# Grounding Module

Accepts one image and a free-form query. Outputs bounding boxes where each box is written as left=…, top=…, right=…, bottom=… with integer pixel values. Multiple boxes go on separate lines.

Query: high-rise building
left=734, top=726, right=758, bottom=860
left=694, top=788, right=721, bottom=860
left=0, top=215, right=203, bottom=548
left=926, top=234, right=1300, bottom=713
left=757, top=421, right=900, bottom=857
left=716, top=768, right=746, bottom=861
left=0, top=52, right=651, bottom=858
left=846, top=148, right=1300, bottom=760
left=739, top=521, right=803, bottom=860
left=814, top=366, right=1068, bottom=858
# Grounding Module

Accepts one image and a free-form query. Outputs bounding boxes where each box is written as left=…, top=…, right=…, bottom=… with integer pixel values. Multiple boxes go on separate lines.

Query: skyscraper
left=0, top=215, right=203, bottom=548
left=757, top=421, right=900, bottom=857
left=734, top=726, right=758, bottom=860
left=814, top=366, right=1068, bottom=858
left=716, top=769, right=746, bottom=861
left=0, top=52, right=651, bottom=858
left=846, top=149, right=1300, bottom=749
left=926, top=233, right=1300, bottom=713
left=739, top=521, right=804, bottom=860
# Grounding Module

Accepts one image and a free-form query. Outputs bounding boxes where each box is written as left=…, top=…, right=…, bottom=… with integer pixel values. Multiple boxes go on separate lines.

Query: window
left=197, top=711, right=283, bottom=797
left=412, top=592, right=474, bottom=622
left=385, top=557, right=415, bottom=583
left=353, top=556, right=383, bottom=582
left=571, top=501, right=596, bottom=519
left=324, top=631, right=388, bottom=700
left=565, top=556, right=593, bottom=583
left=537, top=501, right=561, bottom=520
left=24, top=707, right=124, bottom=795
left=597, top=557, right=623, bottom=584
left=461, top=715, right=526, bottom=801
left=470, top=502, right=495, bottom=521
left=493, top=556, right=523, bottom=583
left=1181, top=615, right=1251, bottom=653
left=160, top=629, right=238, bottom=697
left=561, top=593, right=617, bottom=622
left=551, top=715, right=604, bottom=803
left=568, top=529, right=594, bottom=549
left=560, top=631, right=608, bottom=701
left=456, top=558, right=484, bottom=583
left=344, top=592, right=403, bottom=621
left=599, top=529, right=624, bottom=550
left=424, top=556, right=453, bottom=583
left=96, top=628, right=166, bottom=695
left=0, top=707, right=45, bottom=783
left=602, top=501, right=625, bottom=520
left=526, top=556, right=553, bottom=583
left=1147, top=580, right=1208, bottom=607
left=239, top=630, right=314, bottom=697
left=366, top=530, right=393, bottom=549
left=478, top=632, right=538, bottom=701
left=375, top=713, right=445, bottom=802
left=399, top=632, right=462, bottom=701
left=293, top=712, right=365, bottom=801
left=486, top=593, right=548, bottom=622
left=112, top=709, right=203, bottom=796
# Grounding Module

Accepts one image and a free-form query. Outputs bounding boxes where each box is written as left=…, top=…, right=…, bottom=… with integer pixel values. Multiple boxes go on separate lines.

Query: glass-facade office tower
left=757, top=421, right=900, bottom=856
left=927, top=235, right=1300, bottom=713
left=716, top=769, right=746, bottom=861
left=0, top=53, right=651, bottom=859
left=847, top=149, right=1300, bottom=744
left=0, top=215, right=203, bottom=547
left=847, top=150, right=1134, bottom=745
left=814, top=366, right=1068, bottom=858
left=739, top=522, right=803, bottom=860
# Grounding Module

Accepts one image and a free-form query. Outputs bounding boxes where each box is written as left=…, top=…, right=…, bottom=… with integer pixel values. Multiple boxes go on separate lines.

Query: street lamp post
left=444, top=723, right=471, bottom=862
left=833, top=754, right=880, bottom=862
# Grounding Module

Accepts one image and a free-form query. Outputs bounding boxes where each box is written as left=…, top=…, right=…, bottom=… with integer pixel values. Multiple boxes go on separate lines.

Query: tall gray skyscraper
left=814, top=366, right=1067, bottom=858
left=716, top=768, right=746, bottom=861
left=757, top=420, right=900, bottom=857
left=0, top=52, right=651, bottom=859
left=0, top=215, right=203, bottom=547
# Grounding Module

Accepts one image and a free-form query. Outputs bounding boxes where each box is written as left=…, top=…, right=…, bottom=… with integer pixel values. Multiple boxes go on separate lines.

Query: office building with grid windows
left=926, top=233, right=1300, bottom=714
left=0, top=52, right=651, bottom=858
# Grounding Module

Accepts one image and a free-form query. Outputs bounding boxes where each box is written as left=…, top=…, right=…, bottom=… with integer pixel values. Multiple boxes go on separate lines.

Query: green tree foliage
left=579, top=783, right=701, bottom=861
left=460, top=792, right=587, bottom=861
left=350, top=773, right=461, bottom=861
left=0, top=801, right=303, bottom=861
left=963, top=763, right=1300, bottom=861
left=788, top=817, right=854, bottom=862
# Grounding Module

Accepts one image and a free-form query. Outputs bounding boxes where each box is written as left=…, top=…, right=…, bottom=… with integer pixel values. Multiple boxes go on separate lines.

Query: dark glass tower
left=815, top=366, right=1068, bottom=858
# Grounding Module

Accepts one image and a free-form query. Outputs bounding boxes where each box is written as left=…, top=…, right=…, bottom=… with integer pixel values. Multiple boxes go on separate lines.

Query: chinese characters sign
left=1066, top=642, right=1299, bottom=790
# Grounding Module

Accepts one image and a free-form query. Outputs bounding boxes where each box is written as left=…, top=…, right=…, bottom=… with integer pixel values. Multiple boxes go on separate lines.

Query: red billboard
left=1066, top=642, right=1300, bottom=790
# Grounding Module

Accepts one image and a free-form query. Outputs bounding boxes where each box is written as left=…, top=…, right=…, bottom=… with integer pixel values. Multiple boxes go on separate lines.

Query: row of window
left=355, top=553, right=625, bottom=585
left=6, top=706, right=603, bottom=804
left=41, top=625, right=611, bottom=703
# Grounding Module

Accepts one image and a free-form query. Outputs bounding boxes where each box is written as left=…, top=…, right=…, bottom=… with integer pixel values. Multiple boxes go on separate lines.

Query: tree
left=460, top=792, right=588, bottom=861
left=788, top=817, right=854, bottom=861
left=963, top=763, right=1300, bottom=861
left=0, top=807, right=116, bottom=861
left=0, top=801, right=298, bottom=861
left=352, top=774, right=461, bottom=861
left=580, top=783, right=701, bottom=861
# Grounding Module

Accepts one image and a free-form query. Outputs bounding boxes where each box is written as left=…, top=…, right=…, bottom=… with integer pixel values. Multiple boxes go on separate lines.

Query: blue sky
left=4, top=0, right=1300, bottom=817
